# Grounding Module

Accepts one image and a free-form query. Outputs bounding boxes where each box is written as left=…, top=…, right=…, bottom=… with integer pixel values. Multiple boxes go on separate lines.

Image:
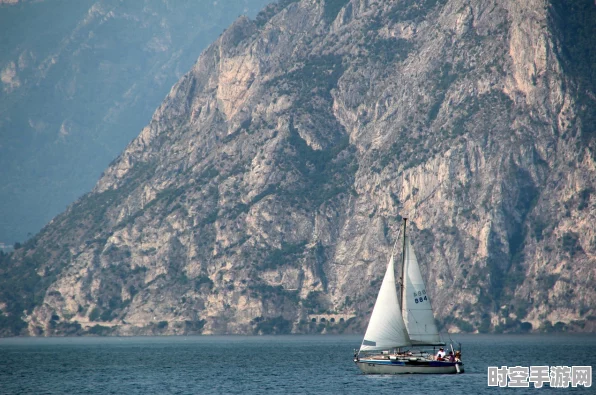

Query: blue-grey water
left=1, top=334, right=594, bottom=394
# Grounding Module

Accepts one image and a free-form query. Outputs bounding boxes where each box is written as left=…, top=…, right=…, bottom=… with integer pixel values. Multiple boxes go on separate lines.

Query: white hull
left=355, top=360, right=464, bottom=375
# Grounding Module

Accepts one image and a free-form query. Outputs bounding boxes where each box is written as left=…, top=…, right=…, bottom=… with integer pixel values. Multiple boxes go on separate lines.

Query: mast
left=400, top=218, right=407, bottom=307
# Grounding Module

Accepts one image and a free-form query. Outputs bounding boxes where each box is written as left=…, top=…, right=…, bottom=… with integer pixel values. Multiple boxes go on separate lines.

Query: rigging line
left=404, top=308, right=423, bottom=335
left=446, top=331, right=455, bottom=346
left=390, top=226, right=402, bottom=258
left=407, top=308, right=427, bottom=335
left=413, top=181, right=444, bottom=211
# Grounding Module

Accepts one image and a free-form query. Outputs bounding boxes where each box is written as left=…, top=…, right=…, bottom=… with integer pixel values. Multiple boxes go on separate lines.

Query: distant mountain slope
left=1, top=0, right=595, bottom=337
left=0, top=0, right=270, bottom=243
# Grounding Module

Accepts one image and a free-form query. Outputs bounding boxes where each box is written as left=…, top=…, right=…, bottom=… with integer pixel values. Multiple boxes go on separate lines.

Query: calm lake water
left=0, top=334, right=594, bottom=394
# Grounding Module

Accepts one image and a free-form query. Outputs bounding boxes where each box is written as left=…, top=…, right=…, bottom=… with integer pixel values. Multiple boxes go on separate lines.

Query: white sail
left=360, top=255, right=411, bottom=351
left=402, top=236, right=442, bottom=345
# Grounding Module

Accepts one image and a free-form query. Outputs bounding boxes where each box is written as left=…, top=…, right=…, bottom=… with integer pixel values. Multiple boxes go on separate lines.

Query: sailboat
left=354, top=218, right=464, bottom=374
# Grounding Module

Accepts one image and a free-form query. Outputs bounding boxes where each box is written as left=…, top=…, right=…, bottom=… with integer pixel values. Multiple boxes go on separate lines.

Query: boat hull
left=355, top=359, right=464, bottom=374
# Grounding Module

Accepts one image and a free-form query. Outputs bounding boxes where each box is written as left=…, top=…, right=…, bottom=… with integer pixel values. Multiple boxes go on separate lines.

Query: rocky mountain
left=0, top=0, right=270, bottom=243
left=1, top=0, right=595, bottom=337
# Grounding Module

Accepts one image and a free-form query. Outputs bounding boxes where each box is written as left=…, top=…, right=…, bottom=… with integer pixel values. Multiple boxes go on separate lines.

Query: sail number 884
left=414, top=289, right=428, bottom=304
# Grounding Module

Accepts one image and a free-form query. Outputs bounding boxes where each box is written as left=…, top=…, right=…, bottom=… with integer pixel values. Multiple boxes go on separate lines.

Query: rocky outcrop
left=1, top=0, right=595, bottom=336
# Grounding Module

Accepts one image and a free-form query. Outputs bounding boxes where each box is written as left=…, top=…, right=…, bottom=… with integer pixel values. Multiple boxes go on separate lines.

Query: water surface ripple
left=1, top=334, right=594, bottom=394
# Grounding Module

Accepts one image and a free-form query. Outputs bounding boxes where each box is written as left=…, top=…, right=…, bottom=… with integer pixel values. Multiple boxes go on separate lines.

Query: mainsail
left=360, top=255, right=411, bottom=351
left=401, top=236, right=442, bottom=345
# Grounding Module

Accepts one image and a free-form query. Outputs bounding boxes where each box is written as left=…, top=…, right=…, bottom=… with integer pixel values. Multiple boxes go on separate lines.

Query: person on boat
left=455, top=351, right=461, bottom=362
left=448, top=351, right=455, bottom=362
left=436, top=347, right=446, bottom=360
left=436, top=354, right=444, bottom=361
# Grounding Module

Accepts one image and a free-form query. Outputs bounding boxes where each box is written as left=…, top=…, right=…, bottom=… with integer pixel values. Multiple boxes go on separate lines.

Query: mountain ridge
left=1, top=0, right=595, bottom=336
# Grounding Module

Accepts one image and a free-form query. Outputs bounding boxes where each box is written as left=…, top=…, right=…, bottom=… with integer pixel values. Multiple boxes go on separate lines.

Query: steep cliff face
left=0, top=0, right=270, bottom=243
left=1, top=0, right=595, bottom=336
